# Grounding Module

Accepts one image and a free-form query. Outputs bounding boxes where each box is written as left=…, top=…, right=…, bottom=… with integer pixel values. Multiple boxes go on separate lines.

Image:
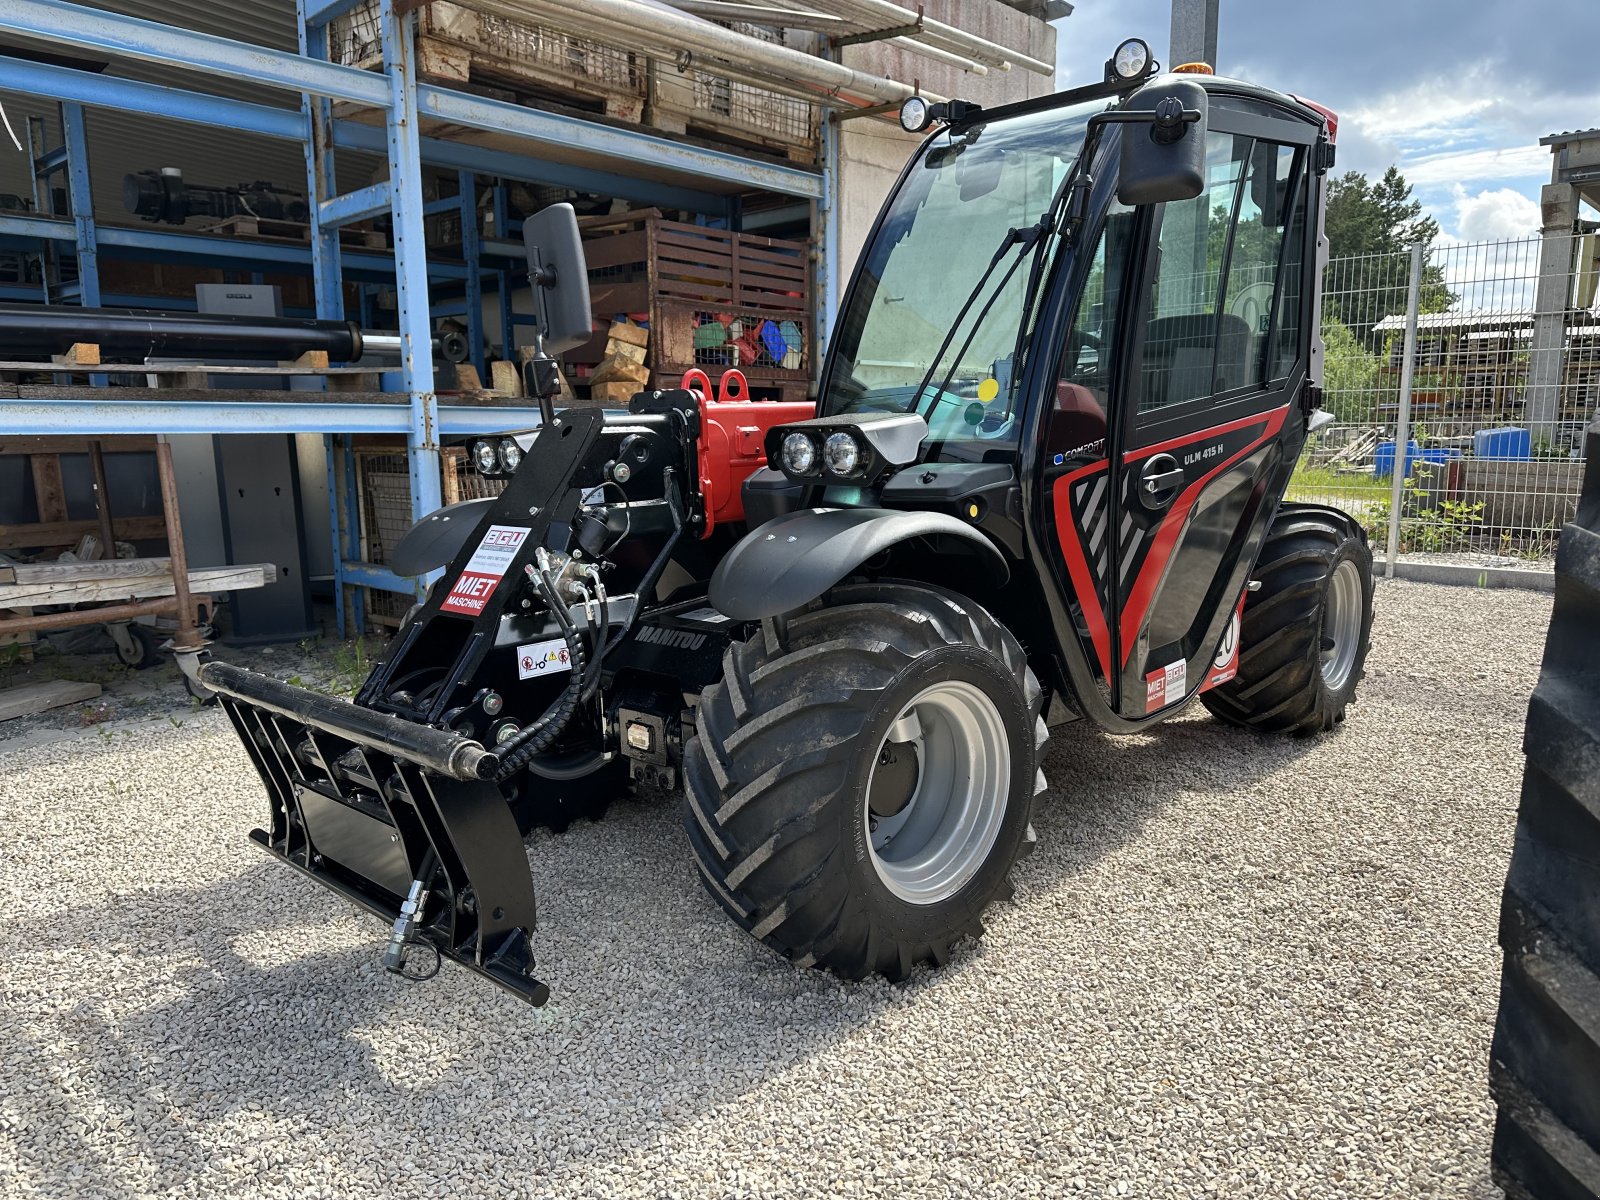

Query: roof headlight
left=781, top=431, right=818, bottom=476
left=822, top=431, right=863, bottom=479
left=499, top=438, right=523, bottom=473
left=899, top=96, right=931, bottom=134
left=471, top=440, right=501, bottom=474
left=1108, top=37, right=1152, bottom=81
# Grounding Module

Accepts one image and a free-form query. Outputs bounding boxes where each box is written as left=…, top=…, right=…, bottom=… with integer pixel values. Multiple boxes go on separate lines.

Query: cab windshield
left=821, top=99, right=1103, bottom=458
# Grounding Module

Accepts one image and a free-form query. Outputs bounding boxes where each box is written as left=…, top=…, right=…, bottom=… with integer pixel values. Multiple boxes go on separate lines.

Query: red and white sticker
left=1145, top=658, right=1186, bottom=713
left=438, top=524, right=530, bottom=616
left=516, top=638, right=572, bottom=679
left=1201, top=594, right=1248, bottom=692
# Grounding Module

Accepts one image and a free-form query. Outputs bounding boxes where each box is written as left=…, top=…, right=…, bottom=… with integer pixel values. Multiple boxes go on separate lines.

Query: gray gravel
left=0, top=579, right=1546, bottom=1199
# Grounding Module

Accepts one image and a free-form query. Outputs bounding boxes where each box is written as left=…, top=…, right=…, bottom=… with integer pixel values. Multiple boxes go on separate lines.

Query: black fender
left=1275, top=500, right=1368, bottom=544
left=709, top=507, right=1009, bottom=621
left=389, top=497, right=497, bottom=577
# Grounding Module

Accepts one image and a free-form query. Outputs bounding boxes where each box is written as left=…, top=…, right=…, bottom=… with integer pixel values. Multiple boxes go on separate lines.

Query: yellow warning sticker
left=977, top=377, right=1000, bottom=403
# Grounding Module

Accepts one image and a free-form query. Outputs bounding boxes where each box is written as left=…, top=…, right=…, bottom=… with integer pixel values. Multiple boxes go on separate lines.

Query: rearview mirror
left=1117, top=79, right=1209, bottom=206
left=523, top=202, right=592, bottom=355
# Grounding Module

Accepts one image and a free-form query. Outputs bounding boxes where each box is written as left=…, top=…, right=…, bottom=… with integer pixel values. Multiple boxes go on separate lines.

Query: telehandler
left=195, top=40, right=1373, bottom=1005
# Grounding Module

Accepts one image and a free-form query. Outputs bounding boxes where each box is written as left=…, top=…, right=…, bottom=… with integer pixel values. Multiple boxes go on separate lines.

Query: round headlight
left=1111, top=37, right=1151, bottom=80
left=499, top=438, right=523, bottom=472
left=781, top=431, right=817, bottom=475
left=471, top=440, right=500, bottom=474
left=899, top=95, right=931, bottom=134
left=823, top=432, right=862, bottom=478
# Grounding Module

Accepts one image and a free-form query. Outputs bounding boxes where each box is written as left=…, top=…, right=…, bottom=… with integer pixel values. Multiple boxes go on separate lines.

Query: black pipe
left=0, top=303, right=363, bottom=363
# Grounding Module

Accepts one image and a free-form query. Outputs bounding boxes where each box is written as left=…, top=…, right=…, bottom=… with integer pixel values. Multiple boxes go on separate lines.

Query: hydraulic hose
left=493, top=558, right=587, bottom=782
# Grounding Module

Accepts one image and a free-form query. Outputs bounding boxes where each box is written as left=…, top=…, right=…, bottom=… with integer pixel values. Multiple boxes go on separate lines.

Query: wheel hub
left=863, top=680, right=1010, bottom=906
left=1321, top=558, right=1364, bottom=691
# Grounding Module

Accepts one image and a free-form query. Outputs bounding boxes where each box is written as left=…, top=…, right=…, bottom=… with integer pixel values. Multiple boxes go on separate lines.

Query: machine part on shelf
left=194, top=61, right=1366, bottom=1008
left=0, top=305, right=472, bottom=365
left=123, top=168, right=309, bottom=225
left=0, top=303, right=363, bottom=363
left=1488, top=417, right=1600, bottom=1200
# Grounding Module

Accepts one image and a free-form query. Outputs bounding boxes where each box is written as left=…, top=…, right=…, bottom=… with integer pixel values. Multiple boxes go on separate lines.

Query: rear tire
left=684, top=582, right=1046, bottom=981
left=1201, top=508, right=1373, bottom=735
left=1489, top=427, right=1600, bottom=1200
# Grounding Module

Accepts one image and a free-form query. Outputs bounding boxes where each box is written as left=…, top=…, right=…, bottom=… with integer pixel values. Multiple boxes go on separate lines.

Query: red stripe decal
left=1117, top=405, right=1289, bottom=663
left=1051, top=461, right=1114, bottom=682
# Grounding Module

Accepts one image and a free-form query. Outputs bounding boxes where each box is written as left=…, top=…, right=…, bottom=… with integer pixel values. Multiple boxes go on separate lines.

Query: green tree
left=1324, top=166, right=1454, bottom=336
left=1321, top=317, right=1390, bottom=422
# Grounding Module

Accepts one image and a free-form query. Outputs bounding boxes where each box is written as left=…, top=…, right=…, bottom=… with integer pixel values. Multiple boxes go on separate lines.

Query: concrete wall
left=836, top=0, right=1058, bottom=283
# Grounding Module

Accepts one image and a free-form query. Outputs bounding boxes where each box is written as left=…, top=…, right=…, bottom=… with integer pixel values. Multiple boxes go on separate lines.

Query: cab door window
left=1137, top=132, right=1304, bottom=422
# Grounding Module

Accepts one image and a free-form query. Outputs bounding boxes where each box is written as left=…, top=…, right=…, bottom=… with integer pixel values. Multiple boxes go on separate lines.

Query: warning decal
left=439, top=524, right=530, bottom=616
left=1200, top=593, right=1248, bottom=693
left=516, top=638, right=572, bottom=679
left=1145, top=658, right=1187, bottom=713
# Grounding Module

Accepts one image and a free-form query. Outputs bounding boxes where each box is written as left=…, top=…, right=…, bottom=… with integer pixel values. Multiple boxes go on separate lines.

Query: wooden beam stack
left=588, top=320, right=651, bottom=406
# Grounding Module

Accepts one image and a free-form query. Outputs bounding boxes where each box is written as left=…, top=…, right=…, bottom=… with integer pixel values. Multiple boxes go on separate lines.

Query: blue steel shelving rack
left=0, top=0, right=824, bottom=631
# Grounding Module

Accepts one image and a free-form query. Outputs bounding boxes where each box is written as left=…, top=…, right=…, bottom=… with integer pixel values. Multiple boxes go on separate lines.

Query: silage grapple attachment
left=207, top=661, right=548, bottom=1004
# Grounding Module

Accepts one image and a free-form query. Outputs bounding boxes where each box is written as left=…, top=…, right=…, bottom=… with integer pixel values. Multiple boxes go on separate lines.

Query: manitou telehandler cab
left=195, top=40, right=1373, bottom=1006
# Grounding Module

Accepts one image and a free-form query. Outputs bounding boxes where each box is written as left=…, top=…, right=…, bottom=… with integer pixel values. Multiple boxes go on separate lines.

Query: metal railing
left=1292, top=233, right=1598, bottom=566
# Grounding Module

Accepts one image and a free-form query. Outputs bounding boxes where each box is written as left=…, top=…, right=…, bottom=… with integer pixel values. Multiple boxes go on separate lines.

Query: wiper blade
left=910, top=217, right=1053, bottom=421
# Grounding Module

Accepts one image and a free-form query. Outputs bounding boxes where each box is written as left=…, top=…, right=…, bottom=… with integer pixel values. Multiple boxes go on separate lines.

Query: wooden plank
left=0, top=680, right=101, bottom=722
left=580, top=229, right=649, bottom=272
left=0, top=563, right=277, bottom=608
left=0, top=515, right=167, bottom=552
left=28, top=454, right=68, bottom=524
left=2, top=557, right=174, bottom=585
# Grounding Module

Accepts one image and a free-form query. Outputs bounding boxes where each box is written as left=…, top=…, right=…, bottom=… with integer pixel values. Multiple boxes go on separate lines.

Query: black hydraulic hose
left=493, top=560, right=587, bottom=782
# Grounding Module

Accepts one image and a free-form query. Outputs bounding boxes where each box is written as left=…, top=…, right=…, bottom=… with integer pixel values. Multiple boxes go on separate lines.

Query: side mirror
left=1117, top=79, right=1209, bottom=206
left=523, top=202, right=592, bottom=355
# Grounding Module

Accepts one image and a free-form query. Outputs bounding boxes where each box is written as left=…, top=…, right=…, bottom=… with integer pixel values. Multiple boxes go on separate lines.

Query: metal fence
left=1290, top=232, right=1599, bottom=565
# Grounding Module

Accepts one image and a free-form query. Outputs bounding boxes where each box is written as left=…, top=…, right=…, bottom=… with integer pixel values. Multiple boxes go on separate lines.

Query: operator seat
left=1142, top=313, right=1253, bottom=407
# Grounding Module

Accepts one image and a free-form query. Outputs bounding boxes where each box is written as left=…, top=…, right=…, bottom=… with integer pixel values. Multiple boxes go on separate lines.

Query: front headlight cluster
left=468, top=437, right=526, bottom=478
left=767, top=412, right=930, bottom=487
left=778, top=428, right=868, bottom=482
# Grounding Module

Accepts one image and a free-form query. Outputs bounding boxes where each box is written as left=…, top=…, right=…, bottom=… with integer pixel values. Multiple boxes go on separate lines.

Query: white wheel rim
left=1321, top=559, right=1364, bottom=692
left=864, top=679, right=1010, bottom=906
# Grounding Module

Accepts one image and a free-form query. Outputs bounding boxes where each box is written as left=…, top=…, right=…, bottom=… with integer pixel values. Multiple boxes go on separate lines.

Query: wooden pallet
left=197, top=214, right=386, bottom=249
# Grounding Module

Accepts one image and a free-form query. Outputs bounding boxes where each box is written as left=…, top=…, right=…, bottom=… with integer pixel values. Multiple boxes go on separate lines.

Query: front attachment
left=202, top=660, right=549, bottom=1006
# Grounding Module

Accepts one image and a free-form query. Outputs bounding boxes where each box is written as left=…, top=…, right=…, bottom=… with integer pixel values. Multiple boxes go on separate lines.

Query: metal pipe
left=884, top=36, right=991, bottom=74
left=666, top=0, right=851, bottom=28
left=774, top=0, right=1050, bottom=73
left=484, top=0, right=924, bottom=106
left=0, top=304, right=364, bottom=363
left=1387, top=244, right=1425, bottom=579
left=0, top=594, right=184, bottom=635
left=198, top=660, right=499, bottom=782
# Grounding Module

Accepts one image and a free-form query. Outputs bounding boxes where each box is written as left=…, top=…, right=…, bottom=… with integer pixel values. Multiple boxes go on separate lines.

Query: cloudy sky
left=1052, top=0, right=1600, bottom=244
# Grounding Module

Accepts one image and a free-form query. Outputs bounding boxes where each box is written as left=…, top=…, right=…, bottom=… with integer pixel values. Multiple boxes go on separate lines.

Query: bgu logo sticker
left=438, top=524, right=530, bottom=616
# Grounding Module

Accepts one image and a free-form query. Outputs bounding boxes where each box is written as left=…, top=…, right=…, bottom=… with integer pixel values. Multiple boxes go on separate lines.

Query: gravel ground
left=0, top=579, right=1548, bottom=1199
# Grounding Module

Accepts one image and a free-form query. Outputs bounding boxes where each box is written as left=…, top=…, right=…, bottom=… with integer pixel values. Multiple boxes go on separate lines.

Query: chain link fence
left=1291, top=232, right=1599, bottom=565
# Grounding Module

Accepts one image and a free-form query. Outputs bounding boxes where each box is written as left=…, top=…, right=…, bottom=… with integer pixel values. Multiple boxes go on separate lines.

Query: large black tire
left=509, top=757, right=629, bottom=835
left=1489, top=424, right=1600, bottom=1200
left=1201, top=506, right=1374, bottom=735
left=683, top=582, right=1046, bottom=981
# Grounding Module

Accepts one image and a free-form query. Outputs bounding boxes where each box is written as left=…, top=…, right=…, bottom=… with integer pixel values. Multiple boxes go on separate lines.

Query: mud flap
left=203, top=660, right=549, bottom=1006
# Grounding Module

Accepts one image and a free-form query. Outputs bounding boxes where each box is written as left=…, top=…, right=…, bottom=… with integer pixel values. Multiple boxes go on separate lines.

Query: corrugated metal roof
left=1541, top=129, right=1600, bottom=147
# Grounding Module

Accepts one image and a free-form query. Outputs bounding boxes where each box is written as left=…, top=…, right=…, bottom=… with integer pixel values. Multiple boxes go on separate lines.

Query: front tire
left=684, top=582, right=1046, bottom=981
left=1202, top=508, right=1374, bottom=735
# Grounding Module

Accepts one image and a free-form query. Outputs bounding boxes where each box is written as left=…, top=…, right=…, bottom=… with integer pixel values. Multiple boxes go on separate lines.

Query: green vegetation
left=1325, top=166, right=1454, bottom=335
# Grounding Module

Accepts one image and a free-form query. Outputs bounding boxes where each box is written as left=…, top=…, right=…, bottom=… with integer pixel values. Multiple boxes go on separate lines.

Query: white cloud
left=1452, top=186, right=1543, bottom=240
left=1403, top=143, right=1552, bottom=187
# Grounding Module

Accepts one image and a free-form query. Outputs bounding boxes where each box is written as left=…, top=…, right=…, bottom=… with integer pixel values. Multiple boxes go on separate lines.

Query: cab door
left=1046, top=100, right=1319, bottom=720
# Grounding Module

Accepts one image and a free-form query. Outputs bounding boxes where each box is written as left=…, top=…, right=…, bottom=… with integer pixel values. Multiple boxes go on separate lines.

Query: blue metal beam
left=1, top=54, right=740, bottom=213
left=61, top=103, right=100, bottom=309
left=0, top=55, right=306, bottom=141
left=419, top=86, right=824, bottom=200
left=303, top=0, right=366, bottom=27
left=320, top=181, right=393, bottom=229
left=333, top=122, right=727, bottom=213
left=380, top=1, right=443, bottom=521
left=0, top=0, right=392, bottom=107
